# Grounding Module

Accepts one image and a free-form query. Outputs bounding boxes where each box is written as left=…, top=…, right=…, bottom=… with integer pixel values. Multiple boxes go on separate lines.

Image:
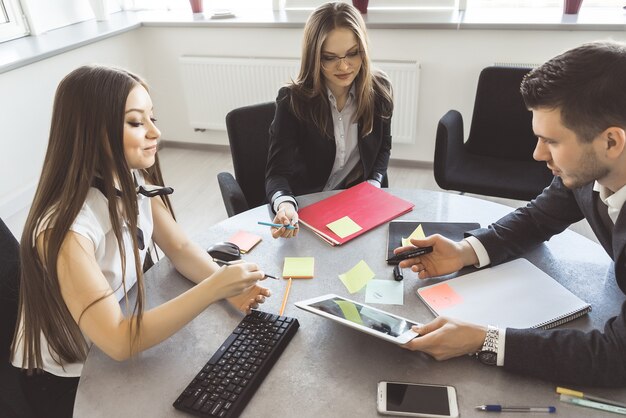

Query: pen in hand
left=475, top=405, right=556, bottom=413
left=386, top=246, right=433, bottom=263
left=212, top=258, right=279, bottom=280
left=258, top=221, right=297, bottom=230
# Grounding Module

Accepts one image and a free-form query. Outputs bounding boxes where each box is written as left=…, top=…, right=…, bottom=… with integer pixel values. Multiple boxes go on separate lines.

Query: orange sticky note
left=419, top=283, right=463, bottom=311
left=227, top=230, right=262, bottom=253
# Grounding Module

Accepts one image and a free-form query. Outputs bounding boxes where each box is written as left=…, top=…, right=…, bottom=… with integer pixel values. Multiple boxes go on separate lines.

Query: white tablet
left=295, top=294, right=420, bottom=344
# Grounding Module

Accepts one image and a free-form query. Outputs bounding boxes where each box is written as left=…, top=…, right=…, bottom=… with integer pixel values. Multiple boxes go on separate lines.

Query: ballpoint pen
left=475, top=405, right=556, bottom=413
left=559, top=394, right=626, bottom=415
left=213, top=258, right=279, bottom=280
left=556, top=387, right=626, bottom=409
left=257, top=221, right=297, bottom=230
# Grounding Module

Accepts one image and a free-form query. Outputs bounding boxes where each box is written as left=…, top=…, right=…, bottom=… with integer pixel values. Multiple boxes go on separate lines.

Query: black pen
left=386, top=246, right=433, bottom=263
left=213, top=258, right=279, bottom=280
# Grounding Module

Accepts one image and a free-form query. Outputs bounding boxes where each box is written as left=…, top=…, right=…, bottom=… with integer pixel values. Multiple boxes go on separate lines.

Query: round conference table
left=74, top=189, right=625, bottom=417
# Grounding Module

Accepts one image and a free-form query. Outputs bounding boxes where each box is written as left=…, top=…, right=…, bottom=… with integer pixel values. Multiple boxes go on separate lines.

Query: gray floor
left=4, top=145, right=597, bottom=245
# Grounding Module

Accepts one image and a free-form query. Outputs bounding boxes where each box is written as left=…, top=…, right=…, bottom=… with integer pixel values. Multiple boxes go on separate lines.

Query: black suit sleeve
left=265, top=87, right=299, bottom=205
left=504, top=301, right=626, bottom=387
left=468, top=177, right=626, bottom=386
left=468, top=177, right=584, bottom=266
left=369, top=114, right=392, bottom=184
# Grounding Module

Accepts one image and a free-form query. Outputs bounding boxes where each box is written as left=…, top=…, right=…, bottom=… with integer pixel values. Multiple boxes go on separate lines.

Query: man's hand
left=396, top=235, right=479, bottom=279
left=402, top=317, right=487, bottom=360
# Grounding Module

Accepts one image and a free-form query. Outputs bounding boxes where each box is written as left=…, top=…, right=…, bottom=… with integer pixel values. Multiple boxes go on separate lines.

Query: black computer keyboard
left=173, top=310, right=300, bottom=417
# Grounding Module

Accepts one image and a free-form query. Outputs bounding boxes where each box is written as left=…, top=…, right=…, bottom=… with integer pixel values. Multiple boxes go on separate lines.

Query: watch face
left=478, top=350, right=497, bottom=366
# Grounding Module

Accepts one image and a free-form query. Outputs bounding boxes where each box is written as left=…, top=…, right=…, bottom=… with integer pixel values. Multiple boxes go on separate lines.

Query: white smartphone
left=377, top=381, right=459, bottom=418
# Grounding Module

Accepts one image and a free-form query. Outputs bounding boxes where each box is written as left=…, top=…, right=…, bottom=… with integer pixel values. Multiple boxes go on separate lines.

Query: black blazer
left=264, top=86, right=392, bottom=208
left=469, top=176, right=626, bottom=387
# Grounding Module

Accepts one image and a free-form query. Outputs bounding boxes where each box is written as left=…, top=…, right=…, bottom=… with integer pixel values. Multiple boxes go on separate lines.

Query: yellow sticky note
left=402, top=224, right=426, bottom=247
left=335, top=300, right=363, bottom=325
left=326, top=216, right=362, bottom=239
left=338, top=260, right=375, bottom=294
left=282, top=257, right=314, bottom=279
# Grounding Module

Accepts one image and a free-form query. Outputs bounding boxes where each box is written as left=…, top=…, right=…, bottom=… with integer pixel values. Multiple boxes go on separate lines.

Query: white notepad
left=416, top=258, right=591, bottom=329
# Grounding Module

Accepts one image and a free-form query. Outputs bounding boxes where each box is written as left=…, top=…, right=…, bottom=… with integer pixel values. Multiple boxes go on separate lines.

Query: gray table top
left=74, top=189, right=625, bottom=417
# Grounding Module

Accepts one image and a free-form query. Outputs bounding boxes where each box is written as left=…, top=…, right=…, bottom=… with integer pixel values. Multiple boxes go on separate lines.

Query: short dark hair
left=520, top=40, right=626, bottom=142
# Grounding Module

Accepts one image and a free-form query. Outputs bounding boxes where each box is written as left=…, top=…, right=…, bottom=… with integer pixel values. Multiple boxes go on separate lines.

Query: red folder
left=298, top=182, right=414, bottom=246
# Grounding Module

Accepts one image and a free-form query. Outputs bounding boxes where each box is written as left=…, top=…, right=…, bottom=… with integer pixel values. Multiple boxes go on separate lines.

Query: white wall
left=139, top=26, right=626, bottom=164
left=0, top=30, right=144, bottom=220
left=2, top=25, right=625, bottom=222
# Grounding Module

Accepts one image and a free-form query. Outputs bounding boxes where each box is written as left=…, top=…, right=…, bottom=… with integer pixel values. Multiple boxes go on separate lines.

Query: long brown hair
left=12, top=65, right=173, bottom=371
left=289, top=1, right=393, bottom=137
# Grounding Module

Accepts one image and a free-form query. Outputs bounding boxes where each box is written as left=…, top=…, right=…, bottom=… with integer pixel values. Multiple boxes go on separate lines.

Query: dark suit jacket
left=265, top=86, right=392, bottom=207
left=469, top=176, right=626, bottom=387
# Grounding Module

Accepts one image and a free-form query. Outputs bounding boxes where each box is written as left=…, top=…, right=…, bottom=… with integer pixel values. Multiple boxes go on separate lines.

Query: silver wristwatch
left=476, top=325, right=499, bottom=366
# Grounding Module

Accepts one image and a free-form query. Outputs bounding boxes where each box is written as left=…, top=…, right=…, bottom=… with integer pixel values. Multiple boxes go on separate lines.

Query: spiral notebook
left=416, top=258, right=591, bottom=329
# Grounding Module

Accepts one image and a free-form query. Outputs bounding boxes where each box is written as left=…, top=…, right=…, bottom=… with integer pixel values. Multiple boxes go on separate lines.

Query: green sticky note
left=402, top=224, right=426, bottom=247
left=326, top=216, right=362, bottom=239
left=338, top=260, right=375, bottom=293
left=335, top=300, right=363, bottom=325
left=282, top=257, right=314, bottom=279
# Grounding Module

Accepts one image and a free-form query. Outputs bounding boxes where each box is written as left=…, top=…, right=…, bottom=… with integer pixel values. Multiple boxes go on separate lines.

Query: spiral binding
left=533, top=305, right=592, bottom=330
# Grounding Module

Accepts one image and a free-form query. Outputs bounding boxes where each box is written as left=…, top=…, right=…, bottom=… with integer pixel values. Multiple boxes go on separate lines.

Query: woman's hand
left=205, top=262, right=263, bottom=298
left=203, top=262, right=271, bottom=314
left=227, top=285, right=271, bottom=314
left=401, top=317, right=487, bottom=360
left=395, top=234, right=479, bottom=279
left=271, top=202, right=299, bottom=239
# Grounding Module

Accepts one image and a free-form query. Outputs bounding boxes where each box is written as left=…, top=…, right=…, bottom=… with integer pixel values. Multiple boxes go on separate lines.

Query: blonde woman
left=11, top=65, right=271, bottom=417
left=265, top=1, right=394, bottom=239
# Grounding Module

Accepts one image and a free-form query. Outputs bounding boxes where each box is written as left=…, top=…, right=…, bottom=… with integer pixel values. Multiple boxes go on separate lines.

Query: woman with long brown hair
left=10, top=65, right=271, bottom=417
left=265, top=1, right=393, bottom=239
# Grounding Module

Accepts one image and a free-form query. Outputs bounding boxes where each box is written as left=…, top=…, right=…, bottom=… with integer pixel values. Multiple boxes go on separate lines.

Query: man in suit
left=398, top=41, right=626, bottom=387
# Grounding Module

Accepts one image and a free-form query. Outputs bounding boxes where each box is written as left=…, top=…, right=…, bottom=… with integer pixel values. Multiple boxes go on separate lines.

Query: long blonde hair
left=13, top=65, right=173, bottom=371
left=288, top=1, right=393, bottom=138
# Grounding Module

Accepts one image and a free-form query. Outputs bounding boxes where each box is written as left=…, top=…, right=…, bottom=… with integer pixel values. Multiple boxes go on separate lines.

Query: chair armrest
left=217, top=172, right=249, bottom=218
left=434, top=110, right=466, bottom=189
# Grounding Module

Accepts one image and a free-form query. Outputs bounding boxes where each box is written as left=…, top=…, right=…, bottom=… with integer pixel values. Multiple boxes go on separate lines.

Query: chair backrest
left=465, top=66, right=536, bottom=161
left=0, top=218, right=20, bottom=363
left=225, top=102, right=276, bottom=209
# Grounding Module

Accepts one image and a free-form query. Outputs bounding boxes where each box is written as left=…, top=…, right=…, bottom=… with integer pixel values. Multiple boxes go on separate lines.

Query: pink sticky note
left=227, top=230, right=262, bottom=253
left=419, top=283, right=463, bottom=311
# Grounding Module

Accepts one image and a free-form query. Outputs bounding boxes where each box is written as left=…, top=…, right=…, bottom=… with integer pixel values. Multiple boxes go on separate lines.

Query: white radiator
left=179, top=56, right=419, bottom=144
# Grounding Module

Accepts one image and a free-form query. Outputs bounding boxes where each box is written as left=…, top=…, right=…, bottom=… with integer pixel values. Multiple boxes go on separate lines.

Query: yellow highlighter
left=556, top=387, right=626, bottom=409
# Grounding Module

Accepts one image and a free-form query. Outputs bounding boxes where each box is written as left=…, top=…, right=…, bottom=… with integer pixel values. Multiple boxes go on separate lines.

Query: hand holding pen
left=393, top=234, right=473, bottom=280
left=269, top=201, right=299, bottom=239
left=213, top=258, right=280, bottom=281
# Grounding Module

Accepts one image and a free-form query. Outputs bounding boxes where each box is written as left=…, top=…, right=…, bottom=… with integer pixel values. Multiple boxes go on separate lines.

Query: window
left=284, top=0, right=457, bottom=9
left=467, top=0, right=623, bottom=7
left=0, top=0, right=27, bottom=43
left=128, top=0, right=272, bottom=11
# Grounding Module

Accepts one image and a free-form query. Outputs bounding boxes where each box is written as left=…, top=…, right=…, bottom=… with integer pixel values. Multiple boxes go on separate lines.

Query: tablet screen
left=308, top=297, right=418, bottom=338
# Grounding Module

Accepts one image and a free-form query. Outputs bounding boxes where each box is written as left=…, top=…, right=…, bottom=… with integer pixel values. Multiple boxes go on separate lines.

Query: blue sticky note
left=365, top=280, right=404, bottom=305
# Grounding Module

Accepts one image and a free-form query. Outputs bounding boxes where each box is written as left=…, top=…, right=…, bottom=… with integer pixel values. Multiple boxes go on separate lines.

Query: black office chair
left=434, top=66, right=554, bottom=201
left=0, top=218, right=33, bottom=417
left=218, top=102, right=276, bottom=218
